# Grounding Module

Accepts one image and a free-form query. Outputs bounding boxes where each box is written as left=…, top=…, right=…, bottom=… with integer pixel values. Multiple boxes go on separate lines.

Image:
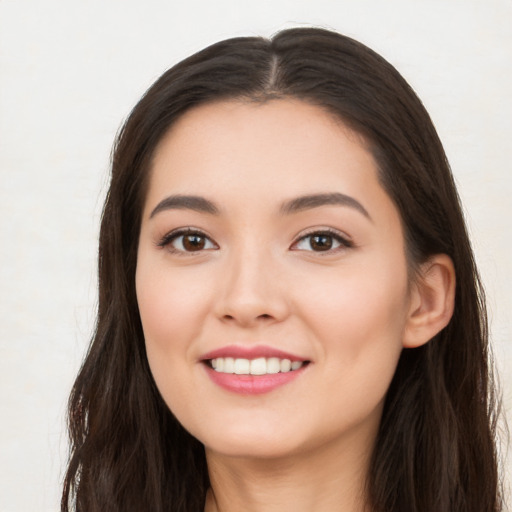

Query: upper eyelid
left=293, top=227, right=352, bottom=242
left=156, top=226, right=352, bottom=248
left=157, top=227, right=217, bottom=247
left=290, top=228, right=354, bottom=252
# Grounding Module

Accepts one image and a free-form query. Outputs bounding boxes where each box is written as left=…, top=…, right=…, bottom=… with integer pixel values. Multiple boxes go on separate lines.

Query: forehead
left=148, top=99, right=381, bottom=202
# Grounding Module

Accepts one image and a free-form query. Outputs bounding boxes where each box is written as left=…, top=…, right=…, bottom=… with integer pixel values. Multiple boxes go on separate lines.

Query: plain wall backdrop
left=0, top=0, right=510, bottom=510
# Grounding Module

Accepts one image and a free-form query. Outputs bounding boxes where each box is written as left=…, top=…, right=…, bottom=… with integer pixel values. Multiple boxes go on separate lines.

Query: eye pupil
left=311, top=235, right=333, bottom=251
left=183, top=234, right=206, bottom=251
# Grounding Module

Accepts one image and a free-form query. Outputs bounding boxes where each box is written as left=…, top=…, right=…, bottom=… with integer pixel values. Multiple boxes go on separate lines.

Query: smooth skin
left=136, top=99, right=455, bottom=512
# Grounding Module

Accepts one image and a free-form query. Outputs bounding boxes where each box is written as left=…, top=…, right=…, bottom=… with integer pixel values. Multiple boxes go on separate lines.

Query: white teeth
left=291, top=360, right=302, bottom=370
left=267, top=357, right=280, bottom=374
left=211, top=357, right=305, bottom=375
left=250, top=357, right=267, bottom=375
left=280, top=359, right=291, bottom=372
left=223, top=357, right=235, bottom=373
left=234, top=358, right=250, bottom=375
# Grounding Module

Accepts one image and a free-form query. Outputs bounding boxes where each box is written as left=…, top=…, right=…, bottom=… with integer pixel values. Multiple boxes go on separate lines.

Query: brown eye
left=291, top=230, right=352, bottom=253
left=309, top=234, right=333, bottom=251
left=158, top=229, right=218, bottom=253
left=182, top=234, right=207, bottom=251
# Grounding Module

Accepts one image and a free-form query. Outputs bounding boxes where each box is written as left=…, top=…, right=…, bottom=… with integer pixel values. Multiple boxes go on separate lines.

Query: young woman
left=62, top=28, right=502, bottom=512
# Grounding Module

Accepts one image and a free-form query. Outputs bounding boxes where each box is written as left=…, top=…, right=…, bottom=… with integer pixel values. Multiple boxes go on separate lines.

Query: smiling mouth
left=206, top=357, right=309, bottom=375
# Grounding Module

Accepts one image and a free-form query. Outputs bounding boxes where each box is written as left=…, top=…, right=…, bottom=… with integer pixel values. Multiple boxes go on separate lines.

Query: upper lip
left=200, top=344, right=308, bottom=362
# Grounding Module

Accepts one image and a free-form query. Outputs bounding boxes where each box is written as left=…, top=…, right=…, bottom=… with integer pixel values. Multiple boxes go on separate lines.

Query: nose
left=214, top=246, right=290, bottom=328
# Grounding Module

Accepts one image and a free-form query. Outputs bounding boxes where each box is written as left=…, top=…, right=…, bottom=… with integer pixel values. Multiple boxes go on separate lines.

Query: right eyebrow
left=149, top=195, right=220, bottom=219
left=279, top=192, right=371, bottom=221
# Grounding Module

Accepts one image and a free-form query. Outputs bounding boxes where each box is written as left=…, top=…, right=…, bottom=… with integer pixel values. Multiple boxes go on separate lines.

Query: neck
left=204, top=435, right=373, bottom=512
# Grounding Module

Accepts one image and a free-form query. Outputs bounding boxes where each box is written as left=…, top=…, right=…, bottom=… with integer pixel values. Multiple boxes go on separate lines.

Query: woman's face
left=136, top=99, right=413, bottom=460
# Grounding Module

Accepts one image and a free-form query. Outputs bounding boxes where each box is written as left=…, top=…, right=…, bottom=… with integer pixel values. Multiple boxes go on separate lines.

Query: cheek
left=136, top=263, right=211, bottom=349
left=299, top=268, right=408, bottom=430
left=135, top=262, right=213, bottom=412
left=298, top=258, right=409, bottom=380
left=306, top=261, right=407, bottom=326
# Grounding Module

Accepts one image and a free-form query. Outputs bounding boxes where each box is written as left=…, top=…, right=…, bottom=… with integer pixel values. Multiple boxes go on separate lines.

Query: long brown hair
left=62, top=28, right=502, bottom=512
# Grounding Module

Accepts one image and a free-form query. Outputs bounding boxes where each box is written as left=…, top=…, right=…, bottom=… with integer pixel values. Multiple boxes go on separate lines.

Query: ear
left=403, top=254, right=456, bottom=349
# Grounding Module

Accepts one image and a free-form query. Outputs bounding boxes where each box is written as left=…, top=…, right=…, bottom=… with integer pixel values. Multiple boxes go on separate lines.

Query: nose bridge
left=217, top=236, right=287, bottom=325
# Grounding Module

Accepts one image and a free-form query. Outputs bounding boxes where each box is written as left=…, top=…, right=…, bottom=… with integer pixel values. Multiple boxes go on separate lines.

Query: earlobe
left=403, top=254, right=456, bottom=349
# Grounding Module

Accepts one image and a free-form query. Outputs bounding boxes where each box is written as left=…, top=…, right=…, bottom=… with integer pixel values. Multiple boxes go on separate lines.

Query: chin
left=194, top=422, right=307, bottom=460
left=205, top=437, right=304, bottom=460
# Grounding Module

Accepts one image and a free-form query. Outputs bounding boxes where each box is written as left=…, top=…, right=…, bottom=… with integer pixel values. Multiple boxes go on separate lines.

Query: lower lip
left=204, top=364, right=307, bottom=395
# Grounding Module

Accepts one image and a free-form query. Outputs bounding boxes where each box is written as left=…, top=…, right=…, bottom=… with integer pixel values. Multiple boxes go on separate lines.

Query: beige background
left=0, top=0, right=510, bottom=510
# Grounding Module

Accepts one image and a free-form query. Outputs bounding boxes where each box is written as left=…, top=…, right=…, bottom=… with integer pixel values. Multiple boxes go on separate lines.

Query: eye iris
left=183, top=234, right=206, bottom=251
left=310, top=234, right=333, bottom=251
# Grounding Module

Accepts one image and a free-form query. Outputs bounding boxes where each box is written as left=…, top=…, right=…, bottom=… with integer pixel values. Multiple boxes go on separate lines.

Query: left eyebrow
left=279, top=192, right=371, bottom=220
left=149, top=194, right=220, bottom=219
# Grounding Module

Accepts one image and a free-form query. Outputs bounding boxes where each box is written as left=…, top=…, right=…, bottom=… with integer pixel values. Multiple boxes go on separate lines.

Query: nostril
left=221, top=312, right=274, bottom=324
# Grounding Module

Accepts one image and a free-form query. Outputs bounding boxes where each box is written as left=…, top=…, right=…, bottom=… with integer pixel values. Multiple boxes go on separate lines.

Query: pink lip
left=200, top=344, right=306, bottom=362
left=204, top=364, right=308, bottom=395
left=200, top=345, right=310, bottom=395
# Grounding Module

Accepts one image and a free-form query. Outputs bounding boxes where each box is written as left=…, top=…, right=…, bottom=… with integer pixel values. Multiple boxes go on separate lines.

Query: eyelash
left=157, top=228, right=218, bottom=255
left=157, top=227, right=353, bottom=255
left=291, top=228, right=353, bottom=254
